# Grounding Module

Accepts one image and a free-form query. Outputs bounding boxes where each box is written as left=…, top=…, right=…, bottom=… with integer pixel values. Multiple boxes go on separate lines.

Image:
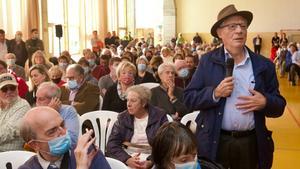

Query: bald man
left=19, top=107, right=111, bottom=169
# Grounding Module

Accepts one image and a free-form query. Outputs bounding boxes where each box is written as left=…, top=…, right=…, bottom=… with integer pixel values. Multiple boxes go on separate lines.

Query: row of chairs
left=0, top=111, right=199, bottom=169
left=80, top=110, right=199, bottom=153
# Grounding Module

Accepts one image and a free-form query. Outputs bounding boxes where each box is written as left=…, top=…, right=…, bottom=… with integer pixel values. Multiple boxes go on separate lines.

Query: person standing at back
left=184, top=4, right=286, bottom=169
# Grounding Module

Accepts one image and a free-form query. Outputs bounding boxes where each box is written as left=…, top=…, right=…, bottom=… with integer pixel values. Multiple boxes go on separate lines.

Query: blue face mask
left=178, top=68, right=189, bottom=78
left=137, top=64, right=147, bottom=72
left=174, top=161, right=198, bottom=169
left=68, top=80, right=78, bottom=90
left=48, top=132, right=71, bottom=156
left=88, top=59, right=95, bottom=67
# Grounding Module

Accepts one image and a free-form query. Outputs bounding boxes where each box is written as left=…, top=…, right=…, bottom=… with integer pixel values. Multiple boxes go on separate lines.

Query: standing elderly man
left=36, top=82, right=79, bottom=147
left=0, top=73, right=30, bottom=151
left=19, top=106, right=111, bottom=169
left=184, top=4, right=286, bottom=169
left=9, top=31, right=28, bottom=67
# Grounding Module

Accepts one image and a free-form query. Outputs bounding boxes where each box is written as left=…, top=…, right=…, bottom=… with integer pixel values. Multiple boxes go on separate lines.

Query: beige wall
left=176, top=0, right=300, bottom=57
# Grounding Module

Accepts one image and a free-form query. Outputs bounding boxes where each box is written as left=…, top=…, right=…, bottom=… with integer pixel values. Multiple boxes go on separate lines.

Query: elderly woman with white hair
left=150, top=62, right=189, bottom=120
left=135, top=56, right=157, bottom=84
left=107, top=85, right=168, bottom=169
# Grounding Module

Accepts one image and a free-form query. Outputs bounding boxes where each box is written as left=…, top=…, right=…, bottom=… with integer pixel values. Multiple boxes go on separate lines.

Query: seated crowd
left=1, top=25, right=284, bottom=169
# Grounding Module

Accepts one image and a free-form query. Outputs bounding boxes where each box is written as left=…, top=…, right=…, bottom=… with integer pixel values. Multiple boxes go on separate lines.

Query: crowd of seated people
left=0, top=27, right=236, bottom=168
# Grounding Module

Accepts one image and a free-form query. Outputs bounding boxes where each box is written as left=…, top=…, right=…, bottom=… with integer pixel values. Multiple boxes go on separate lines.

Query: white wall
left=176, top=0, right=300, bottom=33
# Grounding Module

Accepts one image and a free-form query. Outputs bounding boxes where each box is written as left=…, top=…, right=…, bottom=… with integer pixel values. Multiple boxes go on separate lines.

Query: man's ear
left=27, top=140, right=39, bottom=151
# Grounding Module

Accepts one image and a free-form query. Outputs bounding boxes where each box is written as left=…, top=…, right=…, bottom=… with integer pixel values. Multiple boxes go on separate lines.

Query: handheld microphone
left=225, top=58, right=234, bottom=77
left=6, top=162, right=12, bottom=169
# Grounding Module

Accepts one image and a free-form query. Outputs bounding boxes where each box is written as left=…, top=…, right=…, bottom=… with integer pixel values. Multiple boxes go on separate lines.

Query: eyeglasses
left=219, top=23, right=248, bottom=31
left=1, top=85, right=17, bottom=93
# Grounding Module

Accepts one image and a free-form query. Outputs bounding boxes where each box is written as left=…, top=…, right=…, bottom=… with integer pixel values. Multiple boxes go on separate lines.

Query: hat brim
left=0, top=81, right=18, bottom=89
left=211, top=11, right=253, bottom=38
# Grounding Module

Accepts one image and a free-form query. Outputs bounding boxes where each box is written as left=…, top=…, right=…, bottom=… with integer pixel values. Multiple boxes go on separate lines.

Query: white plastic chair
left=0, top=151, right=36, bottom=169
left=106, top=157, right=128, bottom=169
left=166, top=114, right=173, bottom=122
left=79, top=110, right=119, bottom=153
left=180, top=111, right=200, bottom=133
left=139, top=82, right=159, bottom=89
left=99, top=95, right=103, bottom=110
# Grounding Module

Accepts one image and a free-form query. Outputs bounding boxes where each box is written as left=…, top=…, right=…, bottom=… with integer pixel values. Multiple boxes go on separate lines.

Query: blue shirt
left=221, top=48, right=255, bottom=131
left=59, top=104, right=79, bottom=148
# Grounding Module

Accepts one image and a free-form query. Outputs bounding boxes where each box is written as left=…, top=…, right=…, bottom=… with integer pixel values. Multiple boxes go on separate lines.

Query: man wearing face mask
left=19, top=106, right=111, bottom=169
left=0, top=29, right=11, bottom=62
left=77, top=57, right=98, bottom=86
left=9, top=31, right=28, bottom=67
left=60, top=64, right=99, bottom=115
left=4, top=53, right=26, bottom=80
left=174, top=59, right=191, bottom=89
left=25, top=29, right=44, bottom=66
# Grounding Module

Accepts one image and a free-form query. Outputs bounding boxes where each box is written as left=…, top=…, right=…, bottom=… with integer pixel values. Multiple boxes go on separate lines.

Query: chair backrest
left=0, top=151, right=36, bottom=169
left=139, top=82, right=159, bottom=89
left=99, top=95, right=103, bottom=110
left=180, top=111, right=200, bottom=133
left=79, top=110, right=119, bottom=153
left=106, top=157, right=128, bottom=169
left=166, top=114, right=173, bottom=122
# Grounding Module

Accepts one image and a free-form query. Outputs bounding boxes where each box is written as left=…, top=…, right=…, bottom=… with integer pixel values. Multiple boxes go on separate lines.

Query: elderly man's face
left=159, top=66, right=175, bottom=84
left=217, top=15, right=247, bottom=50
left=0, top=84, right=18, bottom=103
left=30, top=109, right=66, bottom=154
left=66, top=68, right=83, bottom=84
left=36, top=88, right=52, bottom=106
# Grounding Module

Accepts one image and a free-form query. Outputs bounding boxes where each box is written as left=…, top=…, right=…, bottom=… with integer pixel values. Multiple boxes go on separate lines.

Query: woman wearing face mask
left=152, top=122, right=224, bottom=169
left=48, top=66, right=66, bottom=87
left=102, top=61, right=136, bottom=113
left=152, top=122, right=199, bottom=169
left=174, top=59, right=191, bottom=89
left=78, top=57, right=98, bottom=86
left=135, top=57, right=157, bottom=84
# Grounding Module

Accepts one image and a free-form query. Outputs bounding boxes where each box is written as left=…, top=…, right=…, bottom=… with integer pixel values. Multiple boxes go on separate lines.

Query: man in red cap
left=184, top=4, right=286, bottom=169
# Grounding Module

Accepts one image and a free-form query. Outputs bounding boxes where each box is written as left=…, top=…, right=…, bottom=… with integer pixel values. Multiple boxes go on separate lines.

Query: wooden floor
left=267, top=74, right=300, bottom=169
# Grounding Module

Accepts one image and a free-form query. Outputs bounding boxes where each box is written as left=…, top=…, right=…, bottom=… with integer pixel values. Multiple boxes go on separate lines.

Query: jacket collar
left=209, top=45, right=267, bottom=76
left=123, top=104, right=162, bottom=130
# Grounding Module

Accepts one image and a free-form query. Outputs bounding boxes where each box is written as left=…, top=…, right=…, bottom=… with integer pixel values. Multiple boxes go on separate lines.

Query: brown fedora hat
left=211, top=4, right=253, bottom=38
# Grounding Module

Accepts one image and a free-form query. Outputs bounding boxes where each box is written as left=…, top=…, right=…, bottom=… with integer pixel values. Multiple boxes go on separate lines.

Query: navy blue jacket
left=106, top=104, right=168, bottom=163
left=184, top=46, right=286, bottom=169
left=18, top=149, right=111, bottom=169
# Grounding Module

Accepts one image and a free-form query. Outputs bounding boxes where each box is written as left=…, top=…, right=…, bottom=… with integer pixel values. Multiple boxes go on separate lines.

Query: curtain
left=0, top=0, right=31, bottom=39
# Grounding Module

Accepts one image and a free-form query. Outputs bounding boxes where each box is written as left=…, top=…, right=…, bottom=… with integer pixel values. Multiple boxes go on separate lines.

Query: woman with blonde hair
left=102, top=61, right=136, bottom=112
left=24, top=50, right=53, bottom=78
left=25, top=64, right=50, bottom=106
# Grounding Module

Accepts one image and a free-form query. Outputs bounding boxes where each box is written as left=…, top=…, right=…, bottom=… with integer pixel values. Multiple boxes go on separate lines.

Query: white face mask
left=6, top=59, right=16, bottom=66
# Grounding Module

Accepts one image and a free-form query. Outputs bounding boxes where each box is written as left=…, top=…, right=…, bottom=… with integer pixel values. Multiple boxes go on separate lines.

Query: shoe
left=292, top=81, right=296, bottom=86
